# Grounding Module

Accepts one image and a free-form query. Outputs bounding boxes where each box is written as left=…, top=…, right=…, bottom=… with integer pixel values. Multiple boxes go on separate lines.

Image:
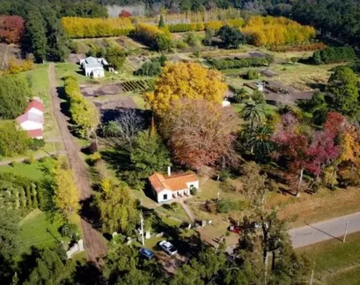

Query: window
left=190, top=184, right=194, bottom=188
left=163, top=194, right=168, bottom=200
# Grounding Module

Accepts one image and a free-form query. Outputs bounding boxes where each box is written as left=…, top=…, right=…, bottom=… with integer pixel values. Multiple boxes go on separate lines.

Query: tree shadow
left=0, top=254, right=15, bottom=284
left=17, top=247, right=41, bottom=283
left=56, top=86, right=71, bottom=119
left=79, top=196, right=101, bottom=230
left=72, top=261, right=106, bottom=285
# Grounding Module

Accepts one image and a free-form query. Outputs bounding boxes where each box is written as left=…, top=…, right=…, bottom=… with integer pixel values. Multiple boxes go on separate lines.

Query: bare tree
left=102, top=109, right=143, bottom=150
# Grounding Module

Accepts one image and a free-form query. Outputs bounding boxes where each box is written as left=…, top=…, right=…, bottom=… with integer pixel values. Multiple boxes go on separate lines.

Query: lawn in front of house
left=0, top=158, right=54, bottom=180
left=297, top=233, right=360, bottom=284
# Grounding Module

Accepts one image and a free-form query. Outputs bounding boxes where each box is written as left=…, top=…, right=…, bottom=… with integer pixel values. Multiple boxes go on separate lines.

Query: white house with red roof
left=148, top=167, right=199, bottom=203
left=16, top=98, right=44, bottom=139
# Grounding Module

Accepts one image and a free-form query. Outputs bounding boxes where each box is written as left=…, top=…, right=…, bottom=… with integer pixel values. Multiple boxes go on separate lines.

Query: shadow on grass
left=73, top=261, right=105, bottom=285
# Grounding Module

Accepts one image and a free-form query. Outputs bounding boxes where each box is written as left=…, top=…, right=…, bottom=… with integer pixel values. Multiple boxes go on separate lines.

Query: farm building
left=80, top=56, right=108, bottom=78
left=148, top=167, right=199, bottom=203
left=16, top=99, right=44, bottom=139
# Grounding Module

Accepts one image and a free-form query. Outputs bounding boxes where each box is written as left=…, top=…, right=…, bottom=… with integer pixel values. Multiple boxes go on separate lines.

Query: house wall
left=85, top=67, right=105, bottom=78
left=186, top=180, right=199, bottom=190
left=157, top=189, right=173, bottom=203
left=20, top=121, right=43, bottom=131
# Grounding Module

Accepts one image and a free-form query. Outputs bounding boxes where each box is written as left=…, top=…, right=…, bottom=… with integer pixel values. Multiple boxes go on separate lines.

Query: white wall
left=157, top=189, right=173, bottom=203
left=186, top=180, right=199, bottom=190
left=85, top=68, right=105, bottom=78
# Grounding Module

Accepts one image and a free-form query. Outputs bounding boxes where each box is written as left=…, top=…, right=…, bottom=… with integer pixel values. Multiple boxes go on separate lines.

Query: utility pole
left=343, top=218, right=349, bottom=243
left=309, top=262, right=316, bottom=285
left=217, top=175, right=220, bottom=201
left=140, top=211, right=145, bottom=246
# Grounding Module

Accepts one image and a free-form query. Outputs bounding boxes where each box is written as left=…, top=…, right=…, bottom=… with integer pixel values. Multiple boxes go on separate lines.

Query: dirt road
left=48, top=63, right=107, bottom=262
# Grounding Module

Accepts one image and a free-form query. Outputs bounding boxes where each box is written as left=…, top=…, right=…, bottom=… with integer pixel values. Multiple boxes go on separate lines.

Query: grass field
left=298, top=233, right=360, bottom=284
left=0, top=158, right=54, bottom=180
left=18, top=210, right=65, bottom=258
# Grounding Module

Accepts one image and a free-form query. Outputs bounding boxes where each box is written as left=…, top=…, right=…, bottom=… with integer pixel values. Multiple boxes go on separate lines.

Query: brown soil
left=48, top=63, right=107, bottom=263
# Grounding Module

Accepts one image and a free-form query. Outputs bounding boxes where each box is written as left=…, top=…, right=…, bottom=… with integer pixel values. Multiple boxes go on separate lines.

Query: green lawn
left=297, top=233, right=360, bottom=284
left=18, top=209, right=65, bottom=258
left=0, top=158, right=55, bottom=180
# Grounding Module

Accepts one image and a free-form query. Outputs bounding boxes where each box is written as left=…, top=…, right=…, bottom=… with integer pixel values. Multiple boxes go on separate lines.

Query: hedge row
left=208, top=57, right=269, bottom=70
left=167, top=18, right=245, bottom=33
left=64, top=76, right=99, bottom=138
left=312, top=47, right=357, bottom=64
left=61, top=17, right=134, bottom=38
left=269, top=42, right=326, bottom=52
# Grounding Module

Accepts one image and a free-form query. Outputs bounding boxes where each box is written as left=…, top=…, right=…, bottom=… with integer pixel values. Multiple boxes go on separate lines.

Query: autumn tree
left=162, top=99, right=237, bottom=169
left=53, top=159, right=80, bottom=221
left=326, top=66, right=359, bottom=117
left=0, top=15, right=25, bottom=44
left=143, top=62, right=227, bottom=116
left=96, top=179, right=138, bottom=235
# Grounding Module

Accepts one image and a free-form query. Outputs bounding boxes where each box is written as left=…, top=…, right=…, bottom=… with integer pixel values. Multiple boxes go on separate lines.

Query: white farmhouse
left=80, top=57, right=108, bottom=78
left=148, top=168, right=199, bottom=203
left=16, top=100, right=44, bottom=139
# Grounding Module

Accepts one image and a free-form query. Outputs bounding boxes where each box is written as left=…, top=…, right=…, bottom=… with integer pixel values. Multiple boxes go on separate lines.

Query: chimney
left=167, top=166, right=171, bottom=176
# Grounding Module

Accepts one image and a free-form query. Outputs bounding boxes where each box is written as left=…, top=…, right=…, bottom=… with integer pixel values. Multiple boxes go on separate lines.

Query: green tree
left=246, top=125, right=274, bottom=161
left=241, top=101, right=266, bottom=130
left=25, top=8, right=47, bottom=63
left=130, top=130, right=171, bottom=179
left=252, top=90, right=266, bottom=104
left=106, top=46, right=126, bottom=70
left=104, top=240, right=164, bottom=285
left=203, top=28, right=214, bottom=46
left=155, top=33, right=172, bottom=52
left=158, top=15, right=165, bottom=28
left=0, top=75, right=30, bottom=119
left=0, top=207, right=20, bottom=260
left=327, top=66, right=359, bottom=117
left=0, top=122, right=30, bottom=157
left=217, top=25, right=244, bottom=49
left=23, top=249, right=75, bottom=285
left=96, top=180, right=138, bottom=235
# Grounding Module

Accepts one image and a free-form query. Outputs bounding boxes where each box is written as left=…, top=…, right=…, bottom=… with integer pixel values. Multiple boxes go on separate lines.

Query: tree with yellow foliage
left=143, top=62, right=227, bottom=116
left=53, top=159, right=80, bottom=221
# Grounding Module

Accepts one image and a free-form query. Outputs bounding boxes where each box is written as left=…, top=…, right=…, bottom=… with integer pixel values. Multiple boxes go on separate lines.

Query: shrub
left=24, top=155, right=35, bottom=165
left=184, top=32, right=201, bottom=47
left=59, top=223, right=80, bottom=241
left=87, top=152, right=101, bottom=166
left=311, top=47, right=356, bottom=64
left=190, top=186, right=197, bottom=195
left=245, top=69, right=259, bottom=80
left=135, top=61, right=162, bottom=76
left=29, top=139, right=45, bottom=151
left=173, top=39, right=188, bottom=49
left=208, top=57, right=269, bottom=70
left=205, top=200, right=217, bottom=213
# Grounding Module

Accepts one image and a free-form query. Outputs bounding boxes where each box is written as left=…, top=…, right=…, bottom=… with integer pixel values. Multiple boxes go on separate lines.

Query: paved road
left=48, top=63, right=107, bottom=263
left=289, top=212, right=360, bottom=248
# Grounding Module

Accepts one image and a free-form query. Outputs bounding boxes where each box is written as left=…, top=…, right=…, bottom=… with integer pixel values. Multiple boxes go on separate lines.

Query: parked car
left=228, top=225, right=241, bottom=233
left=158, top=240, right=178, bottom=256
left=139, top=248, right=154, bottom=260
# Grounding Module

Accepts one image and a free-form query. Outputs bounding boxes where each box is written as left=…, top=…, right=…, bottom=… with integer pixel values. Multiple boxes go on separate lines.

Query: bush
left=59, top=223, right=80, bottom=241
left=205, top=200, right=217, bottom=213
left=29, top=139, right=45, bottom=151
left=135, top=61, right=162, bottom=76
left=208, top=57, right=269, bottom=70
left=190, top=186, right=197, bottom=195
left=173, top=39, right=188, bottom=49
left=245, top=69, right=259, bottom=80
left=311, top=47, right=356, bottom=64
left=24, top=155, right=35, bottom=165
left=184, top=32, right=201, bottom=47
left=87, top=152, right=101, bottom=166
left=0, top=122, right=30, bottom=157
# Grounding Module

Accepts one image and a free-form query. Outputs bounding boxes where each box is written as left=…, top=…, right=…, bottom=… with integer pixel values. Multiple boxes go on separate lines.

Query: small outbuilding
left=16, top=99, right=44, bottom=139
left=148, top=167, right=199, bottom=203
left=80, top=57, right=108, bottom=78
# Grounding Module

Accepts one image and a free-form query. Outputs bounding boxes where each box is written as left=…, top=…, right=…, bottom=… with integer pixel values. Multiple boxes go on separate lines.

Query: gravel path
left=48, top=63, right=107, bottom=263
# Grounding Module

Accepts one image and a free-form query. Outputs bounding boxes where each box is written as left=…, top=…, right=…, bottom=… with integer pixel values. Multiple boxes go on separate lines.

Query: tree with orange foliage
left=144, top=62, right=227, bottom=116
left=0, top=16, right=25, bottom=44
left=162, top=99, right=237, bottom=170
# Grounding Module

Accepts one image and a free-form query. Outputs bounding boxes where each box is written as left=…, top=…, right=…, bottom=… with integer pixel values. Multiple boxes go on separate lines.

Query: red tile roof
left=27, top=129, right=43, bottom=138
left=25, top=100, right=44, bottom=113
left=149, top=172, right=198, bottom=193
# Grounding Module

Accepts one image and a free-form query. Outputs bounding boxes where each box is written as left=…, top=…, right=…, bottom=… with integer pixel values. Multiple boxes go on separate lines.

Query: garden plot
left=94, top=97, right=137, bottom=122
left=80, top=79, right=154, bottom=97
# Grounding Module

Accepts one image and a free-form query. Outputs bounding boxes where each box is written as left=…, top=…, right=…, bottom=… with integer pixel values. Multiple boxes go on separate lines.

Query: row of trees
left=208, top=57, right=270, bottom=70
left=167, top=18, right=245, bottom=32
left=241, top=16, right=316, bottom=46
left=311, top=47, right=356, bottom=65
left=63, top=76, right=99, bottom=139
left=134, top=22, right=172, bottom=51
left=61, top=17, right=134, bottom=38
